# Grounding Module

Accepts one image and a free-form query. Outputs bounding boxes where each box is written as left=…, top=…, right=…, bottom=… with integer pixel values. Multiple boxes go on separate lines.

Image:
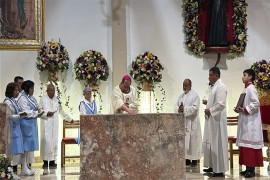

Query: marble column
left=80, top=113, right=185, bottom=179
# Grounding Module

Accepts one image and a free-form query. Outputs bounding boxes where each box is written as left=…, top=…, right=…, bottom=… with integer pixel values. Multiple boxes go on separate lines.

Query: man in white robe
left=202, top=67, right=229, bottom=177
left=111, top=75, right=138, bottom=114
left=39, top=84, right=73, bottom=168
left=174, top=79, right=202, bottom=167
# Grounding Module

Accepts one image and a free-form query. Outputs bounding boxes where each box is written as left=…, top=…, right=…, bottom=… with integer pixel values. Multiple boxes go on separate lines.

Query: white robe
left=174, top=89, right=202, bottom=160
left=39, top=94, right=72, bottom=161
left=236, top=84, right=264, bottom=149
left=202, top=79, right=229, bottom=173
left=111, top=85, right=138, bottom=114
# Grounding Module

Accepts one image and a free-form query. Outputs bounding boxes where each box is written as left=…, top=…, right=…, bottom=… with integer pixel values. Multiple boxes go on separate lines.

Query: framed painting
left=0, top=0, right=44, bottom=50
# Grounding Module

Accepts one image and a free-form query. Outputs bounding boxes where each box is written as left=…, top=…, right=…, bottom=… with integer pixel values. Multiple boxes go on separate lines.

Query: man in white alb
left=174, top=79, right=202, bottom=167
left=39, top=84, right=73, bottom=168
left=111, top=75, right=138, bottom=114
left=202, top=67, right=228, bottom=177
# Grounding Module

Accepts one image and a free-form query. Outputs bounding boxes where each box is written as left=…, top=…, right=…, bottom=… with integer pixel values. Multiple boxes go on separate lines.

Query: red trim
left=244, top=82, right=252, bottom=88
left=239, top=147, right=263, bottom=167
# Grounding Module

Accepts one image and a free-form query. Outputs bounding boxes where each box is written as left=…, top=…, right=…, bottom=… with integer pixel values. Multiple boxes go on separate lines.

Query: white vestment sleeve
left=209, top=86, right=226, bottom=118
left=39, top=97, right=49, bottom=120
left=184, top=95, right=199, bottom=118
left=112, top=87, right=125, bottom=113
left=245, top=87, right=260, bottom=115
left=18, top=96, right=38, bottom=118
left=59, top=106, right=73, bottom=122
left=79, top=102, right=87, bottom=115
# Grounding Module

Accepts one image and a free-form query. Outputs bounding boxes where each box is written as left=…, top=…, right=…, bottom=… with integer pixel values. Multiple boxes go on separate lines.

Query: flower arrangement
left=0, top=154, right=13, bottom=180
left=36, top=39, right=70, bottom=73
left=182, top=0, right=248, bottom=57
left=251, top=60, right=270, bottom=91
left=74, top=50, right=109, bottom=85
left=130, top=51, right=164, bottom=84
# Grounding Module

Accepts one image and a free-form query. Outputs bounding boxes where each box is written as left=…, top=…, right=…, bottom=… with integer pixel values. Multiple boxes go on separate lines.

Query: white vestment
left=39, top=94, right=72, bottom=161
left=236, top=84, right=264, bottom=149
left=202, top=79, right=229, bottom=173
left=111, top=85, right=138, bottom=114
left=174, top=89, right=202, bottom=160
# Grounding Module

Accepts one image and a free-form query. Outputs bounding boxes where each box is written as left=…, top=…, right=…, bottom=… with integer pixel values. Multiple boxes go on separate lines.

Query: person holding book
left=234, top=69, right=264, bottom=178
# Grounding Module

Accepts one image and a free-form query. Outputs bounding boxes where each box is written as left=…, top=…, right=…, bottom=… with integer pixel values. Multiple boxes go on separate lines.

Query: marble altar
left=80, top=113, right=185, bottom=179
left=0, top=103, right=11, bottom=154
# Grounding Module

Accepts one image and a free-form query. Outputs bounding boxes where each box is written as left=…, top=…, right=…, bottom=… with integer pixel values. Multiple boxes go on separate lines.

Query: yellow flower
left=50, top=44, right=57, bottom=50
left=258, top=72, right=265, bottom=79
left=262, top=64, right=268, bottom=69
left=187, top=22, right=192, bottom=28
left=237, top=47, right=242, bottom=52
left=85, top=67, right=90, bottom=71
left=263, top=76, right=268, bottom=81
left=87, top=74, right=91, bottom=79
left=91, top=63, right=95, bottom=67
left=55, top=58, right=59, bottom=62
left=238, top=34, right=245, bottom=41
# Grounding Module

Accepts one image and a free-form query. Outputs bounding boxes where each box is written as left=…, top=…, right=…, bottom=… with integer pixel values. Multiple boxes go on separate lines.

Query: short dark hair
left=184, top=78, right=192, bottom=86
left=243, top=69, right=256, bottom=82
left=21, top=80, right=34, bottom=94
left=209, top=67, right=220, bottom=77
left=14, top=76, right=23, bottom=83
left=5, top=82, right=18, bottom=98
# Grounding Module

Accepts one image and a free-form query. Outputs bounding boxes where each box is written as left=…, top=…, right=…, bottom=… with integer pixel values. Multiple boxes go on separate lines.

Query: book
left=236, top=93, right=246, bottom=108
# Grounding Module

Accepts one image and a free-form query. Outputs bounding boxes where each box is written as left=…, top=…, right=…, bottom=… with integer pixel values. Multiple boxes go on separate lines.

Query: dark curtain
left=207, top=0, right=228, bottom=46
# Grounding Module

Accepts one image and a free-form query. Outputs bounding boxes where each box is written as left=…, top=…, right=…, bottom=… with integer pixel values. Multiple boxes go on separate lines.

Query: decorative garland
left=182, top=0, right=248, bottom=57
left=251, top=60, right=270, bottom=91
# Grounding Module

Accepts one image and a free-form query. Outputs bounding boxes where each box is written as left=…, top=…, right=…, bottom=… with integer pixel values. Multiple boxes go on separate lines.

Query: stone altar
left=0, top=103, right=11, bottom=154
left=80, top=113, right=185, bottom=179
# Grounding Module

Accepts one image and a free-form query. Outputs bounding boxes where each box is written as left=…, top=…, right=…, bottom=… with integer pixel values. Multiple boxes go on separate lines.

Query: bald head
left=183, top=79, right=192, bottom=93
left=47, top=84, right=55, bottom=99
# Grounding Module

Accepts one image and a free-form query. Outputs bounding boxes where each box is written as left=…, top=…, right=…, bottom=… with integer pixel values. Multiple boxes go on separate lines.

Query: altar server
left=235, top=69, right=263, bottom=178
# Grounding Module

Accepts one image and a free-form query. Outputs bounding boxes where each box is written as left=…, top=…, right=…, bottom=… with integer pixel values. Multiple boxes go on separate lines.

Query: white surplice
left=202, top=79, right=229, bottom=173
left=236, top=84, right=264, bottom=149
left=39, top=94, right=72, bottom=161
left=174, top=89, right=202, bottom=160
left=111, top=85, right=138, bottom=114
